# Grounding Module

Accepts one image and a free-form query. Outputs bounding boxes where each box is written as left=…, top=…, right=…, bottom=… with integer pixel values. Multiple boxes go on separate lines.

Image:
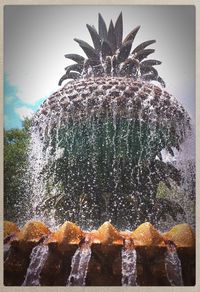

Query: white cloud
left=6, top=71, right=58, bottom=105
left=15, top=106, right=34, bottom=120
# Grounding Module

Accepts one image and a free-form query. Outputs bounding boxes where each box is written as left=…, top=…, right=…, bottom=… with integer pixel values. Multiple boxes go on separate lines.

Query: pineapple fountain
left=4, top=13, right=195, bottom=286
left=27, top=12, right=191, bottom=229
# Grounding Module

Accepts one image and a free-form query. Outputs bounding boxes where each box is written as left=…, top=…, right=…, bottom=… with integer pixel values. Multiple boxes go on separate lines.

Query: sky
left=4, top=5, right=195, bottom=129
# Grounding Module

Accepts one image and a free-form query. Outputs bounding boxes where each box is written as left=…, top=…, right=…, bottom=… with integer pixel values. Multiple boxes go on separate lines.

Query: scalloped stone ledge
left=4, top=220, right=195, bottom=286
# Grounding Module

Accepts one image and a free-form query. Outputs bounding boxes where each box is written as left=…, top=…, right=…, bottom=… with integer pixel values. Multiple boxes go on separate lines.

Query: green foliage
left=155, top=180, right=187, bottom=222
left=4, top=118, right=31, bottom=221
left=156, top=181, right=170, bottom=199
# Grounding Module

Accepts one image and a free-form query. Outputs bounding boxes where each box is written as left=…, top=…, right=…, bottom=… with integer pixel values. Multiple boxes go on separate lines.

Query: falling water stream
left=23, top=92, right=193, bottom=230
left=11, top=75, right=193, bottom=287
left=17, top=73, right=194, bottom=233
left=121, top=239, right=137, bottom=286
left=4, top=244, right=11, bottom=262
left=22, top=245, right=49, bottom=286
left=165, top=249, right=183, bottom=286
left=67, top=246, right=91, bottom=286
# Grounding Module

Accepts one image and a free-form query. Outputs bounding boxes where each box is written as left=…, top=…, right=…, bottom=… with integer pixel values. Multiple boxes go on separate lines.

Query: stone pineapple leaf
left=107, top=20, right=117, bottom=52
left=123, top=25, right=140, bottom=44
left=117, top=40, right=133, bottom=63
left=142, top=67, right=159, bottom=82
left=141, top=65, right=158, bottom=75
left=141, top=66, right=165, bottom=86
left=58, top=71, right=81, bottom=86
left=101, top=40, right=113, bottom=59
left=132, top=40, right=156, bottom=54
left=120, top=58, right=138, bottom=75
left=157, top=76, right=166, bottom=87
left=64, top=54, right=85, bottom=64
left=86, top=24, right=101, bottom=53
left=59, top=13, right=164, bottom=84
left=98, top=13, right=107, bottom=40
left=74, top=38, right=98, bottom=60
left=65, top=63, right=83, bottom=73
left=114, top=12, right=123, bottom=48
left=104, top=56, right=111, bottom=74
left=141, top=59, right=162, bottom=67
left=134, top=49, right=155, bottom=61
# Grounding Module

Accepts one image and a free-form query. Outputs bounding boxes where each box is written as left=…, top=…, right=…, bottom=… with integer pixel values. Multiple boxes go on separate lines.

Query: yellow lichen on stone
left=16, top=220, right=50, bottom=242
left=131, top=222, right=163, bottom=246
left=97, top=221, right=122, bottom=244
left=162, top=223, right=195, bottom=247
left=53, top=221, right=83, bottom=244
left=4, top=221, right=20, bottom=238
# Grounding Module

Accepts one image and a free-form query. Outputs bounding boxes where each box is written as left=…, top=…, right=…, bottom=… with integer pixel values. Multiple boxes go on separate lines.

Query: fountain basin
left=4, top=220, right=195, bottom=286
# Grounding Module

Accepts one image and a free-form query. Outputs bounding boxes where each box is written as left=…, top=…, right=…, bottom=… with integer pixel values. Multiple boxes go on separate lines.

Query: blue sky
left=4, top=74, right=46, bottom=129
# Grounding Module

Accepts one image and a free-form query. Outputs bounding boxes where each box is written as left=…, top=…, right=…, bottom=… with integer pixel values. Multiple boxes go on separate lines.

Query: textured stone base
left=4, top=220, right=195, bottom=286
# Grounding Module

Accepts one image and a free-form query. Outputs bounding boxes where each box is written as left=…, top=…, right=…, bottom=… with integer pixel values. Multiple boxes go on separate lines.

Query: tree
left=4, top=118, right=31, bottom=222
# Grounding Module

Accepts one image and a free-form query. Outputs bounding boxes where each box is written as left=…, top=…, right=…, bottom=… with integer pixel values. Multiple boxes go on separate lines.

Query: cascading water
left=121, top=239, right=137, bottom=286
left=173, top=128, right=195, bottom=228
left=67, top=242, right=91, bottom=286
left=23, top=113, right=60, bottom=228
left=156, top=126, right=195, bottom=232
left=4, top=243, right=11, bottom=262
left=22, top=76, right=192, bottom=231
left=164, top=242, right=183, bottom=286
left=4, top=233, right=16, bottom=262
left=22, top=245, right=49, bottom=286
left=13, top=13, right=192, bottom=232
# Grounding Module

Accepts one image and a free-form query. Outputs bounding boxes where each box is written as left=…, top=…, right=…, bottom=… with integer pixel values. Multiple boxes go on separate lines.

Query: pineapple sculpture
left=33, top=13, right=191, bottom=229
